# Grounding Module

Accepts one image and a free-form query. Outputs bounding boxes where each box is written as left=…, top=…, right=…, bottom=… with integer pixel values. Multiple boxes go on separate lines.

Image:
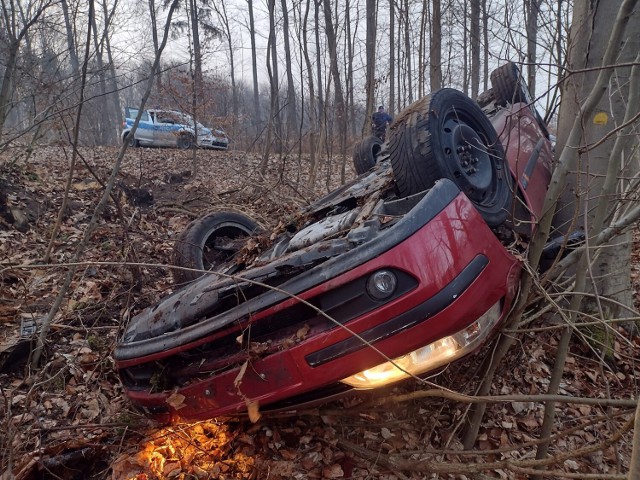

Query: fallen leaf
left=296, top=324, right=310, bottom=340
left=380, top=427, right=394, bottom=439
left=166, top=391, right=186, bottom=410
left=322, top=464, right=344, bottom=478
left=234, top=360, right=249, bottom=389
left=246, top=399, right=261, bottom=423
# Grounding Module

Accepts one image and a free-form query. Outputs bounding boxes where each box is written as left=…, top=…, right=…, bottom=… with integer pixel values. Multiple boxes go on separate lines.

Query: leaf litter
left=0, top=145, right=638, bottom=479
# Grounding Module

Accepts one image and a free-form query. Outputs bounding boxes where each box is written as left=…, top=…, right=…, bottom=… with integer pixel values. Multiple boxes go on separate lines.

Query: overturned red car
left=115, top=63, right=555, bottom=421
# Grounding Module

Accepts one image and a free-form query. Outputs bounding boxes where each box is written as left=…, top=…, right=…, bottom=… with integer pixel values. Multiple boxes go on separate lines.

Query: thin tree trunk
left=462, top=0, right=469, bottom=95
left=403, top=0, right=412, bottom=103
left=345, top=0, right=356, bottom=139
left=148, top=0, right=162, bottom=91
left=302, top=0, right=319, bottom=187
left=470, top=0, right=480, bottom=98
left=629, top=399, right=640, bottom=479
left=0, top=1, right=50, bottom=140
left=280, top=0, right=298, bottom=141
left=389, top=0, right=395, bottom=114
left=524, top=0, right=541, bottom=95
left=417, top=0, right=427, bottom=97
left=90, top=10, right=110, bottom=144
left=323, top=0, right=347, bottom=183
left=213, top=2, right=238, bottom=126
left=482, top=0, right=488, bottom=91
left=362, top=0, right=376, bottom=136
left=314, top=0, right=326, bottom=155
left=61, top=0, right=79, bottom=75
left=248, top=0, right=261, bottom=138
left=430, top=0, right=442, bottom=91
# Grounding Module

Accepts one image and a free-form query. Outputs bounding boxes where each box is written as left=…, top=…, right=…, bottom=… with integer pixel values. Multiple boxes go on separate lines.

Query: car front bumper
left=198, top=136, right=229, bottom=149
left=115, top=180, right=520, bottom=421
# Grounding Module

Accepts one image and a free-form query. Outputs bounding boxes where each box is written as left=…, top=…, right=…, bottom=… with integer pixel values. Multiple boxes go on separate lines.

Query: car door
left=125, top=107, right=154, bottom=145
left=153, top=111, right=181, bottom=146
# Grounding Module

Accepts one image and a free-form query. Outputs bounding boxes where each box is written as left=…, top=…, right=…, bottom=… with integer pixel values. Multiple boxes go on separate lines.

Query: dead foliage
left=0, top=146, right=638, bottom=479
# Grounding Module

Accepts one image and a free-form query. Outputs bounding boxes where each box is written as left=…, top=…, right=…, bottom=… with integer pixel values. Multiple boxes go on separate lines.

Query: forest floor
left=0, top=146, right=639, bottom=480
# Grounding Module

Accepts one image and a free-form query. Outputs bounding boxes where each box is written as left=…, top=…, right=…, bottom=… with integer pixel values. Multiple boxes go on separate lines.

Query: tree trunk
left=403, top=0, right=412, bottom=104
left=462, top=0, right=469, bottom=94
left=102, top=0, right=122, bottom=144
left=430, top=0, right=442, bottom=91
left=61, top=0, right=79, bottom=75
left=189, top=0, right=203, bottom=90
left=554, top=0, right=640, bottom=320
left=213, top=1, right=239, bottom=129
left=280, top=0, right=298, bottom=142
left=0, top=1, right=51, bottom=140
left=345, top=0, right=356, bottom=139
left=470, top=0, right=480, bottom=99
left=148, top=0, right=162, bottom=91
left=302, top=0, right=319, bottom=187
left=417, top=0, right=427, bottom=98
left=524, top=0, right=541, bottom=95
left=322, top=0, right=347, bottom=183
left=389, top=0, right=395, bottom=115
left=362, top=0, right=376, bottom=137
left=314, top=0, right=326, bottom=154
left=247, top=0, right=262, bottom=138
left=482, top=0, right=488, bottom=91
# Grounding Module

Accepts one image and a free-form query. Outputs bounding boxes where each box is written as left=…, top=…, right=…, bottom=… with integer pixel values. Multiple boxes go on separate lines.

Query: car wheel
left=125, top=133, right=139, bottom=147
left=490, top=62, right=550, bottom=138
left=172, top=211, right=261, bottom=284
left=177, top=134, right=194, bottom=150
left=352, top=136, right=383, bottom=175
left=388, top=88, right=512, bottom=227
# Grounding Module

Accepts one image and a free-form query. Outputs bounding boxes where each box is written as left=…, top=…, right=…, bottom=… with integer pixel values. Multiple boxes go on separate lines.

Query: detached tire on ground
left=352, top=136, right=383, bottom=175
left=388, top=88, right=512, bottom=227
left=172, top=211, right=260, bottom=284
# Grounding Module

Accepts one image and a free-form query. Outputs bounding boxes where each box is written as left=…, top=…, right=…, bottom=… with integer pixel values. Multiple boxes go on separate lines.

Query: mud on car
left=115, top=63, right=555, bottom=421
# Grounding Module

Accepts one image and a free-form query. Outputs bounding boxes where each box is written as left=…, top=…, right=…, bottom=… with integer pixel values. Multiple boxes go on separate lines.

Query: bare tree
left=430, top=0, right=442, bottom=91
left=524, top=0, right=541, bottom=95
left=389, top=0, right=395, bottom=115
left=323, top=0, right=347, bottom=181
left=211, top=1, right=238, bottom=124
left=280, top=0, right=298, bottom=141
left=362, top=0, right=376, bottom=136
left=247, top=0, right=262, bottom=138
left=300, top=0, right=319, bottom=187
left=0, top=0, right=53, bottom=140
left=470, top=0, right=480, bottom=98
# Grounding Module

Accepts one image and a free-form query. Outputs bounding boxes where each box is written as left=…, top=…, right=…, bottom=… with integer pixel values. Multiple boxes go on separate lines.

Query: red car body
left=115, top=98, right=553, bottom=422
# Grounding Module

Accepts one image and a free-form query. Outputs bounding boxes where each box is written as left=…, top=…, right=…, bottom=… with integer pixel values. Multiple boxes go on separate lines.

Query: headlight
left=341, top=300, right=503, bottom=389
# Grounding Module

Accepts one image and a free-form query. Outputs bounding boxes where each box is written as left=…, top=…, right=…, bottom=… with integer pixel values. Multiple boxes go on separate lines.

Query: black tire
left=172, top=211, right=260, bottom=284
left=490, top=62, right=533, bottom=107
left=352, top=136, right=383, bottom=175
left=490, top=62, right=550, bottom=138
left=125, top=133, right=139, bottom=147
left=388, top=88, right=512, bottom=227
left=177, top=134, right=194, bottom=150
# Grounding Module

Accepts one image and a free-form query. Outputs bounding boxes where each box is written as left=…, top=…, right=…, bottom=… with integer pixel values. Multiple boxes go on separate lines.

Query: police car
left=121, top=108, right=229, bottom=150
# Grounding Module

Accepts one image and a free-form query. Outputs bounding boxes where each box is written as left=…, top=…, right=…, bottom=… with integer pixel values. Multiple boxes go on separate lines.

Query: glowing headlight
left=341, top=300, right=502, bottom=389
left=366, top=270, right=398, bottom=300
